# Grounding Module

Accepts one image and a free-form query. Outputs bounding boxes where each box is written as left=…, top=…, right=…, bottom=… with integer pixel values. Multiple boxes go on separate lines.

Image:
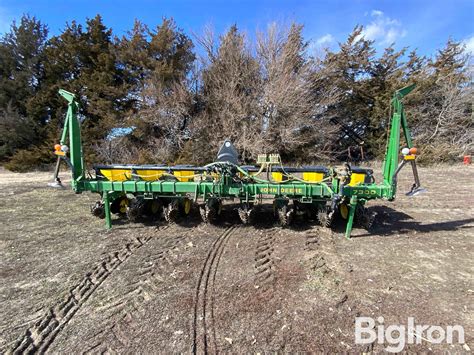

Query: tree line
left=0, top=15, right=472, bottom=172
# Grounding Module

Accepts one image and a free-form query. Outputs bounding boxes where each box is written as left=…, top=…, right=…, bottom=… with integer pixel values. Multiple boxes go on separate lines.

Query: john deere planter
left=51, top=85, right=425, bottom=238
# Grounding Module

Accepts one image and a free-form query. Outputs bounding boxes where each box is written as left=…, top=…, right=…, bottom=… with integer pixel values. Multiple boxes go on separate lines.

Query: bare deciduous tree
left=255, top=22, right=340, bottom=161
left=94, top=136, right=139, bottom=164
left=409, top=72, right=473, bottom=161
left=189, top=22, right=341, bottom=164
left=139, top=78, right=195, bottom=161
left=191, top=25, right=262, bottom=162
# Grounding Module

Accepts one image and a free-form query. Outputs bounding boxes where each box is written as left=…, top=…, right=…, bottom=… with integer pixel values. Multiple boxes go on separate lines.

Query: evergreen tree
left=31, top=15, right=129, bottom=164
left=366, top=45, right=406, bottom=157
left=321, top=26, right=376, bottom=159
left=404, top=50, right=426, bottom=79
left=114, top=18, right=196, bottom=163
left=116, top=20, right=150, bottom=105
left=0, top=15, right=48, bottom=161
left=79, top=15, right=128, bottom=153
left=431, top=38, right=467, bottom=78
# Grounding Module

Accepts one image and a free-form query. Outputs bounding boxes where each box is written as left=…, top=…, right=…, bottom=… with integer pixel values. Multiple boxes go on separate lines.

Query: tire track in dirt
left=83, top=230, right=191, bottom=354
left=254, top=231, right=276, bottom=297
left=304, top=229, right=320, bottom=250
left=304, top=227, right=358, bottom=324
left=6, top=226, right=170, bottom=355
left=192, top=226, right=237, bottom=355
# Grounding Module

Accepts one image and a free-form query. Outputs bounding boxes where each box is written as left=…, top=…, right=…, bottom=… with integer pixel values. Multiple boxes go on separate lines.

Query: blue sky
left=1, top=0, right=473, bottom=57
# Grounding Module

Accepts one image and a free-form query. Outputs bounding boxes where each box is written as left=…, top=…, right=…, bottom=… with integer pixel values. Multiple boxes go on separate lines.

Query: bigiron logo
left=355, top=316, right=465, bottom=352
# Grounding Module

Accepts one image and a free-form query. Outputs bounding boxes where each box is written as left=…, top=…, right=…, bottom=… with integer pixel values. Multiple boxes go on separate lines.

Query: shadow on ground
left=353, top=205, right=474, bottom=238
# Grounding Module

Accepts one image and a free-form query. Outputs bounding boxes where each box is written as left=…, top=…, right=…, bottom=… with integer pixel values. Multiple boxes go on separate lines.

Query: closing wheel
left=277, top=204, right=294, bottom=227
left=200, top=199, right=221, bottom=223
left=164, top=200, right=180, bottom=222
left=91, top=201, right=105, bottom=219
left=238, top=203, right=254, bottom=224
left=317, top=205, right=335, bottom=228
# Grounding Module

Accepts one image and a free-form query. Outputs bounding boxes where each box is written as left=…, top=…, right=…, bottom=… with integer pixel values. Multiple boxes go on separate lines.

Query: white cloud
left=316, top=33, right=334, bottom=46
left=462, top=35, right=474, bottom=55
left=357, top=10, right=406, bottom=45
left=309, top=33, right=335, bottom=57
left=371, top=10, right=384, bottom=17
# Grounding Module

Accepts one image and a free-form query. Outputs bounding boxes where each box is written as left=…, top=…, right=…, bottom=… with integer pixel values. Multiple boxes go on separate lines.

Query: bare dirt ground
left=0, top=164, right=472, bottom=353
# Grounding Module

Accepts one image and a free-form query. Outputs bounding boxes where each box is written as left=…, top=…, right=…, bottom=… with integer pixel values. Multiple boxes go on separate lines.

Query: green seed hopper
left=51, top=85, right=425, bottom=238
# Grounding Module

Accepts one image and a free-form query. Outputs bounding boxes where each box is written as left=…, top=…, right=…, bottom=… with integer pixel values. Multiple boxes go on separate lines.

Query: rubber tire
left=111, top=196, right=128, bottom=215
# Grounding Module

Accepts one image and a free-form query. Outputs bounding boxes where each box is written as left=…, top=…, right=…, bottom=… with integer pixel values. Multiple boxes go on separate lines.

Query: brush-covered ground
left=0, top=164, right=472, bottom=353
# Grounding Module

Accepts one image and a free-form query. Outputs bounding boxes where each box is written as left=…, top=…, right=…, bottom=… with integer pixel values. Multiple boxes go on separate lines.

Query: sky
left=0, top=0, right=473, bottom=58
